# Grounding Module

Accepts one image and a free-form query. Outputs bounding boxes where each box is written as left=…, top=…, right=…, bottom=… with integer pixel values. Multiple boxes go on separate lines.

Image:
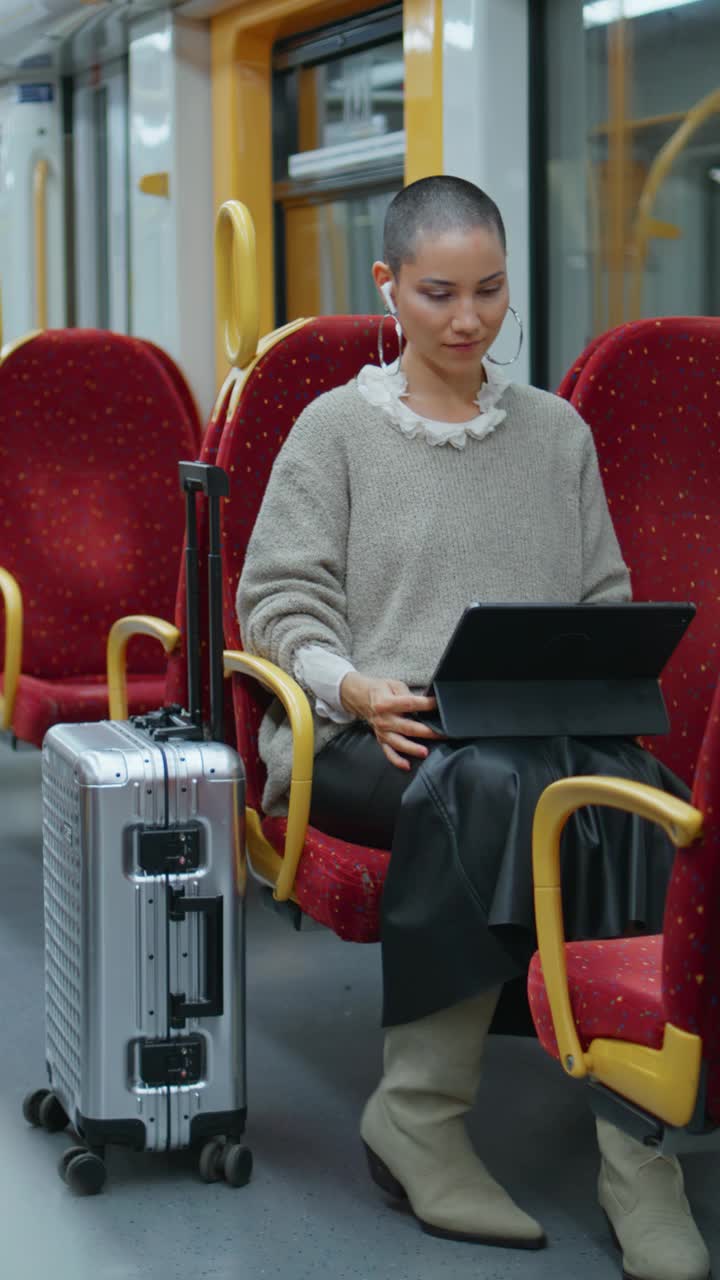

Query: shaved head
left=383, top=176, right=506, bottom=276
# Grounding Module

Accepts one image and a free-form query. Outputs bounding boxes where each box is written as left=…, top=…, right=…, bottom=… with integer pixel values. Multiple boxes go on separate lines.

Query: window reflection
left=544, top=0, right=720, bottom=387
left=285, top=189, right=398, bottom=321
left=317, top=43, right=404, bottom=148
left=274, top=14, right=404, bottom=322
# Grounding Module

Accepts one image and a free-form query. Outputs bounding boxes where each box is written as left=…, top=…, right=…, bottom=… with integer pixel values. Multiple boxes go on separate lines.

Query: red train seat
left=139, top=338, right=203, bottom=439
left=218, top=316, right=396, bottom=942
left=555, top=329, right=609, bottom=400
left=559, top=316, right=720, bottom=787
left=0, top=329, right=200, bottom=744
left=528, top=672, right=720, bottom=1134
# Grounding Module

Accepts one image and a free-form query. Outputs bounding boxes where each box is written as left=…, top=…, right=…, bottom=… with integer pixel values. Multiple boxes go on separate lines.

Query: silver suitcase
left=25, top=463, right=251, bottom=1195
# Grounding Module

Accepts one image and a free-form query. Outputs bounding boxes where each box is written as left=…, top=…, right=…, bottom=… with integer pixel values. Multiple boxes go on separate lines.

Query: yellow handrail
left=215, top=201, right=259, bottom=369
left=0, top=567, right=23, bottom=732
left=210, top=200, right=311, bottom=423
left=33, top=158, right=49, bottom=329
left=629, top=87, right=720, bottom=318
left=223, top=649, right=314, bottom=902
left=107, top=615, right=181, bottom=720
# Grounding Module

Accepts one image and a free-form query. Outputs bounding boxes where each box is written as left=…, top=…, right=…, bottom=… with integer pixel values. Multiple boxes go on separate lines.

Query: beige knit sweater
left=236, top=378, right=630, bottom=813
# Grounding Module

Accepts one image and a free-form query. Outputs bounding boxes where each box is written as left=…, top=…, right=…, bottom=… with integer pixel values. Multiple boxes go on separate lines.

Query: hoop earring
left=377, top=311, right=404, bottom=372
left=486, top=306, right=523, bottom=366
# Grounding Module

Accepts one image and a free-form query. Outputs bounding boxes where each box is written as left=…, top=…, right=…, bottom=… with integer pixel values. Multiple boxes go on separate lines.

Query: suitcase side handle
left=169, top=890, right=224, bottom=1024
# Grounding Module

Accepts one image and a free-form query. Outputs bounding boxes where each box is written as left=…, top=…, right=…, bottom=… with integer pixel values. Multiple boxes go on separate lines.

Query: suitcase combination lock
left=138, top=827, right=201, bottom=875
left=140, top=1037, right=203, bottom=1087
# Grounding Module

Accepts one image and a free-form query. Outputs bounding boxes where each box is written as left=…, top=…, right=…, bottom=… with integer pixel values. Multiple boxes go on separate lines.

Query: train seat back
left=139, top=338, right=202, bottom=438
left=665, top=685, right=720, bottom=1123
left=0, top=328, right=200, bottom=744
left=217, top=315, right=396, bottom=941
left=560, top=316, right=720, bottom=786
left=554, top=329, right=609, bottom=400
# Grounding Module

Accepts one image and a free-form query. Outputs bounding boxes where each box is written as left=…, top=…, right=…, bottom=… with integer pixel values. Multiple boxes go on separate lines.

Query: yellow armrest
left=107, top=615, right=181, bottom=720
left=532, top=776, right=703, bottom=1080
left=223, top=649, right=314, bottom=902
left=532, top=777, right=705, bottom=1124
left=0, top=567, right=23, bottom=731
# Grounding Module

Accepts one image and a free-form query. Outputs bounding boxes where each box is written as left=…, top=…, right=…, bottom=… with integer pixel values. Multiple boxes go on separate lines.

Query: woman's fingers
left=381, top=742, right=411, bottom=771
left=369, top=684, right=443, bottom=767
left=374, top=692, right=437, bottom=716
left=386, top=716, right=442, bottom=740
left=382, top=731, right=429, bottom=760
left=415, top=694, right=438, bottom=712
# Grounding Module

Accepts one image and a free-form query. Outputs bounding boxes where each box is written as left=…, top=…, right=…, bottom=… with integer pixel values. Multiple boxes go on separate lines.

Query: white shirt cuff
left=294, top=645, right=357, bottom=723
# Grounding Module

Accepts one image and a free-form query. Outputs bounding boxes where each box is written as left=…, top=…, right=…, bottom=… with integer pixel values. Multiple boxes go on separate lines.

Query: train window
left=542, top=0, right=720, bottom=388
left=272, top=5, right=403, bottom=322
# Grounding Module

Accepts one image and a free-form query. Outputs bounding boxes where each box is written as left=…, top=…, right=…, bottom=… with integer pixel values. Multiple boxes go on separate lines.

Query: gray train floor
left=1, top=737, right=717, bottom=1280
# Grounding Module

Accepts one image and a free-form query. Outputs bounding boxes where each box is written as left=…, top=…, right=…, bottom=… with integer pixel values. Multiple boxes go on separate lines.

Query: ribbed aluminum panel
left=42, top=745, right=83, bottom=1109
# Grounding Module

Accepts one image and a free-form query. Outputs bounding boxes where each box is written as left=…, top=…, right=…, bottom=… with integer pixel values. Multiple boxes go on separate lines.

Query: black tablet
left=425, top=602, right=695, bottom=738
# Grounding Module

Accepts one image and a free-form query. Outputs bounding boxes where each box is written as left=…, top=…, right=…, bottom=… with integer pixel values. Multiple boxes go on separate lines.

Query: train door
left=72, top=57, right=129, bottom=332
left=272, top=5, right=404, bottom=322
left=0, top=81, right=66, bottom=344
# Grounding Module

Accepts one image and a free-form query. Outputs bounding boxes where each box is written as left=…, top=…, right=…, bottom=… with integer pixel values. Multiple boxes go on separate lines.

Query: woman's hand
left=339, top=672, right=443, bottom=771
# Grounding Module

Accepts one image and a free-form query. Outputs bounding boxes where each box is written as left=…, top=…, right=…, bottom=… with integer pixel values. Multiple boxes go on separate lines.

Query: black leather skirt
left=310, top=726, right=688, bottom=1028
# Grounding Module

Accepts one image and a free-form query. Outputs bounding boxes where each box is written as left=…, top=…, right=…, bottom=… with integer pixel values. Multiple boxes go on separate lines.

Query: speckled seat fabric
left=218, top=317, right=395, bottom=942
left=560, top=316, right=720, bottom=788
left=0, top=329, right=200, bottom=744
left=528, top=673, right=720, bottom=1125
left=530, top=317, right=720, bottom=1124
left=555, top=329, right=610, bottom=401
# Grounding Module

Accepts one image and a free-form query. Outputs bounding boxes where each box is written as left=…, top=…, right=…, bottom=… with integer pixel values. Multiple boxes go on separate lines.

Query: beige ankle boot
left=596, top=1118, right=710, bottom=1280
left=360, top=989, right=546, bottom=1249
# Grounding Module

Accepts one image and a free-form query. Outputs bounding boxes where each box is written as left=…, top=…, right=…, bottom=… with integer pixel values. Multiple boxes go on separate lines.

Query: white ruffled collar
left=356, top=358, right=509, bottom=449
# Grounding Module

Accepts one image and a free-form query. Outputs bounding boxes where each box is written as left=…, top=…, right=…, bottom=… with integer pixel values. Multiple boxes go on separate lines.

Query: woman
left=237, top=177, right=709, bottom=1280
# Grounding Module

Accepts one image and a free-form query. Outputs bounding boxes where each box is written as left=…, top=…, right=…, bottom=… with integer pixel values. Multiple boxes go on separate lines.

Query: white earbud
left=380, top=280, right=397, bottom=316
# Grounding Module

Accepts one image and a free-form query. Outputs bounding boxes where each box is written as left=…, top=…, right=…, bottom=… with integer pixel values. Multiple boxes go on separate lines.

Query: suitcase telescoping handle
left=169, top=888, right=224, bottom=1024
left=178, top=461, right=230, bottom=743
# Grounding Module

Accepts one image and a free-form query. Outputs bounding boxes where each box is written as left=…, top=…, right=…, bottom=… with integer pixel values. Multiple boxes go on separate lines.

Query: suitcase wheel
left=58, top=1146, right=89, bottom=1179
left=223, top=1143, right=253, bottom=1189
left=198, top=1139, right=253, bottom=1188
left=198, top=1138, right=225, bottom=1184
left=38, top=1092, right=69, bottom=1134
left=22, top=1089, right=51, bottom=1128
left=62, top=1150, right=106, bottom=1196
left=22, top=1089, right=69, bottom=1133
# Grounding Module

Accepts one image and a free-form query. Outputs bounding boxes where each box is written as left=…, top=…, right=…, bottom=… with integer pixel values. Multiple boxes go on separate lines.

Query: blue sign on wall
left=17, top=84, right=54, bottom=104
